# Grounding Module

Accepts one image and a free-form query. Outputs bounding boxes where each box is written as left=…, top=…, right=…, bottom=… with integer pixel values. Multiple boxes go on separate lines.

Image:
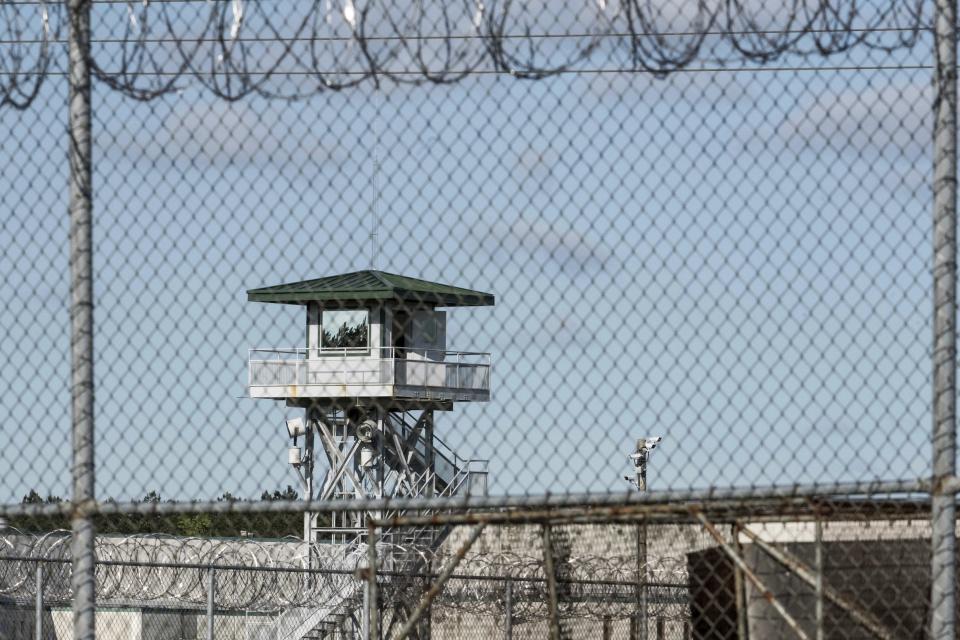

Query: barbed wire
left=0, top=0, right=929, bottom=107
left=0, top=527, right=689, bottom=621
left=431, top=579, right=690, bottom=622
left=0, top=528, right=362, bottom=608
left=0, top=0, right=56, bottom=108
left=412, top=548, right=691, bottom=621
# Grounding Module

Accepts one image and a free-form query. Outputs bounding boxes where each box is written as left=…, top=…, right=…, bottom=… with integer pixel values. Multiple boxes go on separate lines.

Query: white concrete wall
left=9, top=608, right=274, bottom=640
left=49, top=608, right=141, bottom=640
left=141, top=610, right=199, bottom=640
left=370, top=303, right=383, bottom=353
left=306, top=303, right=320, bottom=352
left=0, top=606, right=61, bottom=640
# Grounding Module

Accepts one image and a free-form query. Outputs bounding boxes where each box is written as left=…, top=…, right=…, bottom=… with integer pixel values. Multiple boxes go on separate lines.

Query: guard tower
left=247, top=270, right=493, bottom=546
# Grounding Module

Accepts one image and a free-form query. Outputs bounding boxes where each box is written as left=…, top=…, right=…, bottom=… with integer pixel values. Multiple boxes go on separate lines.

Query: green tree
left=175, top=513, right=213, bottom=537
left=260, top=485, right=299, bottom=501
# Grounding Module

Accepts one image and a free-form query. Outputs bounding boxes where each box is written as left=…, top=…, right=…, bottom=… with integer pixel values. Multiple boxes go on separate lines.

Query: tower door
left=392, top=310, right=409, bottom=358
left=392, top=310, right=409, bottom=385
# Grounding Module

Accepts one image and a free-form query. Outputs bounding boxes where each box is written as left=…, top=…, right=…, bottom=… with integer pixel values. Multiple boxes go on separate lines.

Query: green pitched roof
left=247, top=270, right=495, bottom=307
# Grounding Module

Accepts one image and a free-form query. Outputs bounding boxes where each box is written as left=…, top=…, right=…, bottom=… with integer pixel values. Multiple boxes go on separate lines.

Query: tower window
left=321, top=309, right=369, bottom=350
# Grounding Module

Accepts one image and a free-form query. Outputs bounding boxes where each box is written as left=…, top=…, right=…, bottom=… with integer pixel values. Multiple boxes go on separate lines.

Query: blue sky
left=0, top=15, right=939, bottom=503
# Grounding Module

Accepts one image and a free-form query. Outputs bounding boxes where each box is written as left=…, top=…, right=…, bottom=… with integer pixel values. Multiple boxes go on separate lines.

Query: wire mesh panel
left=0, top=0, right=957, bottom=637
left=0, top=0, right=943, bottom=501
left=359, top=501, right=955, bottom=639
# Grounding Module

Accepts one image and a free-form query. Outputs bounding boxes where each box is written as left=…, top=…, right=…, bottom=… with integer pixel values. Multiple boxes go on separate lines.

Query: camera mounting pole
left=626, top=436, right=662, bottom=493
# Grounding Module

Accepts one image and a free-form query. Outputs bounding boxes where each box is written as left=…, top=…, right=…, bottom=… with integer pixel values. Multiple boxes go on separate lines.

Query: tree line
left=9, top=487, right=319, bottom=538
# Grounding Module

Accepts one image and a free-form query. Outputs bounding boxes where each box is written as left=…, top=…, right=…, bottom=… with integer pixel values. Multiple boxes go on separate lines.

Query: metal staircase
left=278, top=604, right=352, bottom=640
left=379, top=410, right=487, bottom=553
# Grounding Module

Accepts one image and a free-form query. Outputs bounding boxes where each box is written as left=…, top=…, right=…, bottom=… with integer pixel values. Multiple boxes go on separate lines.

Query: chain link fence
left=0, top=0, right=958, bottom=637
left=2, top=499, right=949, bottom=638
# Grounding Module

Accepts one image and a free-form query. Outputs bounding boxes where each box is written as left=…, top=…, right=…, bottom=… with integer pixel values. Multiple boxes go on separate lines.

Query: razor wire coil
left=0, top=527, right=689, bottom=621
left=0, top=0, right=932, bottom=107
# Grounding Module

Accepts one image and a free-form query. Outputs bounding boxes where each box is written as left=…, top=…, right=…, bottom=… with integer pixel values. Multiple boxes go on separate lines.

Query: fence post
left=932, top=0, right=958, bottom=633
left=206, top=568, right=216, bottom=640
left=815, top=519, right=823, bottom=640
left=67, top=1, right=96, bottom=640
left=207, top=567, right=217, bottom=640
left=733, top=523, right=748, bottom=640
left=35, top=564, right=43, bottom=640
left=367, top=519, right=378, bottom=640
left=542, top=524, right=561, bottom=640
left=641, top=517, right=648, bottom=640
left=362, top=571, right=370, bottom=640
left=504, top=579, right=513, bottom=640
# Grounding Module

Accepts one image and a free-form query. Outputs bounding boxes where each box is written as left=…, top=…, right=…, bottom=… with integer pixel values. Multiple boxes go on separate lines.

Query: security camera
left=630, top=436, right=662, bottom=457
left=626, top=436, right=663, bottom=492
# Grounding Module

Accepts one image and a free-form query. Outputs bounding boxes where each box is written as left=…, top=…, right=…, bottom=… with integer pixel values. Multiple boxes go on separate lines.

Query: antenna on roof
left=370, top=155, right=381, bottom=270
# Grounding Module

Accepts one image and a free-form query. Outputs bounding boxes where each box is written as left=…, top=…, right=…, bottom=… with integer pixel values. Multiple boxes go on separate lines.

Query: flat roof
left=247, top=270, right=495, bottom=307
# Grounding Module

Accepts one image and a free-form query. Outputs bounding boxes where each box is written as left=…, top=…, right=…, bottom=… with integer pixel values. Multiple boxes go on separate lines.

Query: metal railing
left=248, top=347, right=491, bottom=394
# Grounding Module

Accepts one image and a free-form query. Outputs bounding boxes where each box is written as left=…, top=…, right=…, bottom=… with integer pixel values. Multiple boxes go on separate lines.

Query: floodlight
left=356, top=419, right=378, bottom=468
left=356, top=419, right=376, bottom=443
left=286, top=417, right=307, bottom=441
